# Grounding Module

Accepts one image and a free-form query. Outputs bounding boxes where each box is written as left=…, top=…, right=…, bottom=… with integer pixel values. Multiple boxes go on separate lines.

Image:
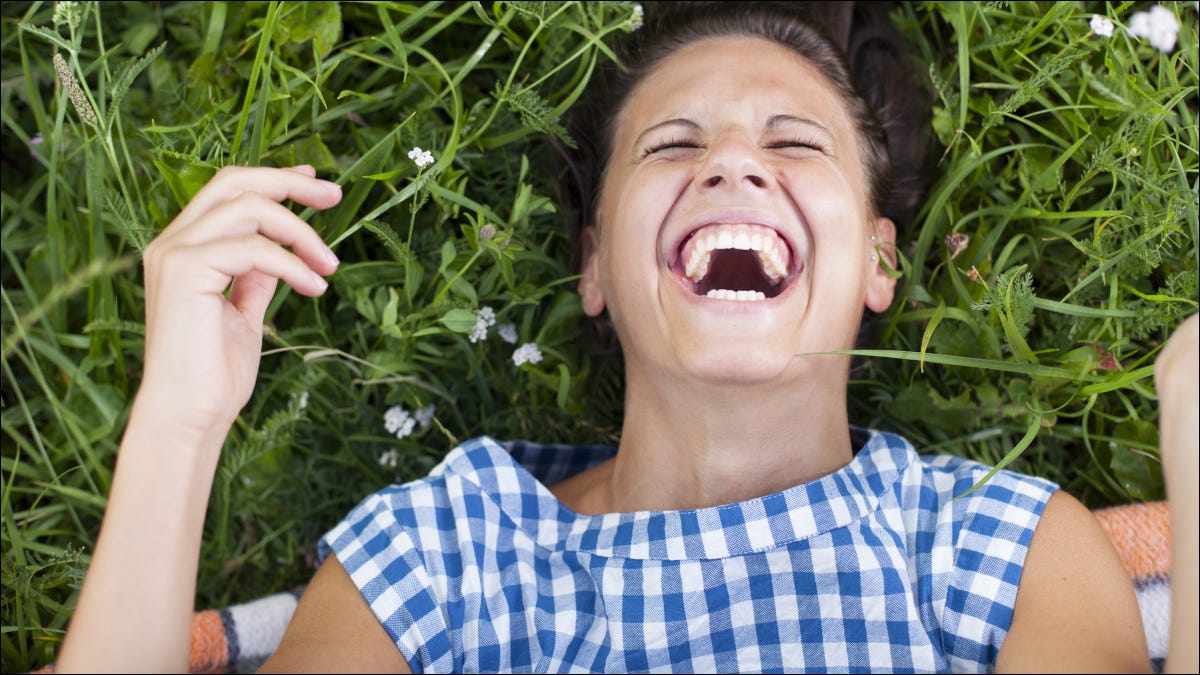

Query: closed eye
left=642, top=137, right=703, bottom=158
left=765, top=137, right=827, bottom=152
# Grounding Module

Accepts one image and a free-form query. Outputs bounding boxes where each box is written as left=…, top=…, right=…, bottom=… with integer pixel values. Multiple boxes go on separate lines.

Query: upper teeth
left=682, top=223, right=789, bottom=284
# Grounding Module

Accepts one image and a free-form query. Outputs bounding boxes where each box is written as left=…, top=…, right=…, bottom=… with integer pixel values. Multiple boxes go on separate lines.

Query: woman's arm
left=54, top=166, right=342, bottom=672
left=998, top=489, right=1151, bottom=673
left=1155, top=314, right=1198, bottom=674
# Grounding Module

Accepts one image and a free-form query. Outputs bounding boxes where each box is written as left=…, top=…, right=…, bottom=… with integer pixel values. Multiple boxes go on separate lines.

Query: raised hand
left=55, top=165, right=343, bottom=672
left=137, top=164, right=342, bottom=441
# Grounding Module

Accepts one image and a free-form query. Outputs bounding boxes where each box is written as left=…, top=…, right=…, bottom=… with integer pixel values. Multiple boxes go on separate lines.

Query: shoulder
left=996, top=490, right=1150, bottom=673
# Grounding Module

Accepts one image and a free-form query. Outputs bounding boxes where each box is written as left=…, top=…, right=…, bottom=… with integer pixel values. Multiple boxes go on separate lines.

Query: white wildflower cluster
left=628, top=3, right=644, bottom=31
left=379, top=449, right=400, bottom=468
left=512, top=342, right=543, bottom=367
left=383, top=405, right=416, bottom=439
left=53, top=1, right=83, bottom=29
left=293, top=390, right=310, bottom=411
left=1089, top=14, right=1114, bottom=38
left=407, top=146, right=435, bottom=168
left=414, top=404, right=436, bottom=429
left=498, top=323, right=518, bottom=344
left=1128, top=5, right=1180, bottom=52
left=469, top=306, right=496, bottom=343
left=28, top=132, right=44, bottom=162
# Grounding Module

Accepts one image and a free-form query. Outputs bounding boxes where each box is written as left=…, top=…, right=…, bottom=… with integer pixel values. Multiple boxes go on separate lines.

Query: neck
left=555, top=357, right=856, bottom=514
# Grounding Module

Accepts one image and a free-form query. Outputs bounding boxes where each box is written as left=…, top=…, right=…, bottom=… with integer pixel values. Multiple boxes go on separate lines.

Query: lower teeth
left=706, top=289, right=766, bottom=301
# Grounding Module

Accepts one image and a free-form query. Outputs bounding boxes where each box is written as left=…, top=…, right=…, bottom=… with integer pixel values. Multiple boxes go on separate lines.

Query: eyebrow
left=633, top=118, right=701, bottom=148
left=766, top=114, right=834, bottom=138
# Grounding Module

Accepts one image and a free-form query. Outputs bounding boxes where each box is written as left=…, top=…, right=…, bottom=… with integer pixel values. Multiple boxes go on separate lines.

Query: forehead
left=614, top=35, right=856, bottom=142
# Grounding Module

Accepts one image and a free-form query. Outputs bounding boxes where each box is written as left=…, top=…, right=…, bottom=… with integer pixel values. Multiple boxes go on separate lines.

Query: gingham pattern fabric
left=319, top=430, right=1056, bottom=673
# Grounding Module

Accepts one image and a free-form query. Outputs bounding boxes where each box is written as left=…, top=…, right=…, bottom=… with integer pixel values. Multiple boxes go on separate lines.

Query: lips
left=671, top=221, right=799, bottom=300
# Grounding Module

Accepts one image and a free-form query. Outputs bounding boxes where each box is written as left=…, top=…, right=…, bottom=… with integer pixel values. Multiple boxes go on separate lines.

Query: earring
left=871, top=254, right=878, bottom=262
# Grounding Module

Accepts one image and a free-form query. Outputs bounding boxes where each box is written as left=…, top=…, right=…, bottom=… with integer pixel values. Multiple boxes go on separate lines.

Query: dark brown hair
left=558, top=1, right=933, bottom=348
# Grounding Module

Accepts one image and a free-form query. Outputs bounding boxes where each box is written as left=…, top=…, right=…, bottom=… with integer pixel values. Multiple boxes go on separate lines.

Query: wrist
left=123, top=395, right=233, bottom=463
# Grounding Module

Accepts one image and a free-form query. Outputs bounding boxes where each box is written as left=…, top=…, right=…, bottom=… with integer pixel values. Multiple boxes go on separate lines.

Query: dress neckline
left=438, top=429, right=915, bottom=560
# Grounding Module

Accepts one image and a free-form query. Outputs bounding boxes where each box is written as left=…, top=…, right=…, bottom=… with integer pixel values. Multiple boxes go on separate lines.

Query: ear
left=865, top=217, right=898, bottom=313
left=578, top=226, right=607, bottom=317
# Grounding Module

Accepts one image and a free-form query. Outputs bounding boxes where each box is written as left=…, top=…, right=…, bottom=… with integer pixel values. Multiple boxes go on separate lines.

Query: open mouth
left=674, top=223, right=796, bottom=301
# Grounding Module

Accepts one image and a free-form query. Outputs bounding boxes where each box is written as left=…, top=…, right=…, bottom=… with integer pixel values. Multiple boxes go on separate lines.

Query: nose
left=697, top=134, right=771, bottom=192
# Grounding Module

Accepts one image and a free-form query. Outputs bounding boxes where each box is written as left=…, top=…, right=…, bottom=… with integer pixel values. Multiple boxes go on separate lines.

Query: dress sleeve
left=936, top=464, right=1058, bottom=673
left=319, top=488, right=458, bottom=674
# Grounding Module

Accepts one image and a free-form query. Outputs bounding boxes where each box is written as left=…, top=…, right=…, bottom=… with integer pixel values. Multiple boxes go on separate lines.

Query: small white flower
left=383, top=405, right=416, bottom=439
left=498, top=323, right=518, bottom=344
left=415, top=404, right=436, bottom=429
left=469, top=306, right=497, bottom=343
left=53, top=1, right=83, bottom=29
left=469, top=322, right=488, bottom=343
left=28, top=132, right=43, bottom=161
left=512, top=342, right=543, bottom=367
left=294, top=390, right=309, bottom=411
left=628, top=3, right=644, bottom=31
left=1128, top=5, right=1180, bottom=52
left=379, top=449, right=400, bottom=468
left=407, top=146, right=435, bottom=168
left=1090, top=14, right=1114, bottom=37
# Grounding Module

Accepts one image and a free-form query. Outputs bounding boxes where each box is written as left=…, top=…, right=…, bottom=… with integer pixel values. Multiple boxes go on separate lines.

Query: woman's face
left=579, top=36, right=897, bottom=385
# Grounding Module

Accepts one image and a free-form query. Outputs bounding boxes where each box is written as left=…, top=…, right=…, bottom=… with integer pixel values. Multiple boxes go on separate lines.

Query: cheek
left=604, top=173, right=682, bottom=252
left=779, top=164, right=868, bottom=234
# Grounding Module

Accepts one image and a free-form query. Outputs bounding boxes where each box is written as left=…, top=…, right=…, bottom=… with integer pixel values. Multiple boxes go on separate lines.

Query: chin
left=675, top=341, right=801, bottom=385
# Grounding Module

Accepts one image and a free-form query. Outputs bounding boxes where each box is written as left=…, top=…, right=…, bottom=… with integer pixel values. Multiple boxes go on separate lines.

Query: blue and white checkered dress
left=319, top=429, right=1056, bottom=673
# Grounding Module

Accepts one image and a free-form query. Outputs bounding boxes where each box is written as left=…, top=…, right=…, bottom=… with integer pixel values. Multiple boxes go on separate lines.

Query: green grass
left=1, top=1, right=1196, bottom=671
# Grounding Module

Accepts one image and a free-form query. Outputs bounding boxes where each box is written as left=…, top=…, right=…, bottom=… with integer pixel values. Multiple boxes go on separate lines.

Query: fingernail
left=320, top=179, right=342, bottom=194
left=322, top=245, right=340, bottom=268
left=311, top=272, right=329, bottom=292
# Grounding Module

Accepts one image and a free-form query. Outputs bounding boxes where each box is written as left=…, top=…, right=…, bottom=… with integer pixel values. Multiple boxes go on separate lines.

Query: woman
left=55, top=3, right=1197, bottom=673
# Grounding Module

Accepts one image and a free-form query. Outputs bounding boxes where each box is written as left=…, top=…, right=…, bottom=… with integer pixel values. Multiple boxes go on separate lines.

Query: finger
left=228, top=270, right=279, bottom=320
left=167, top=235, right=332, bottom=300
left=173, top=165, right=342, bottom=229
left=170, top=192, right=340, bottom=276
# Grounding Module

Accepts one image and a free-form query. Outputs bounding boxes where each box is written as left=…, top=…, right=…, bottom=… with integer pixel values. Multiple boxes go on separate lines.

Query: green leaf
left=105, top=42, right=166, bottom=133
left=439, top=308, right=478, bottom=334
left=18, top=22, right=72, bottom=52
left=919, top=301, right=946, bottom=373
left=495, top=82, right=576, bottom=148
left=381, top=288, right=400, bottom=328
left=273, top=134, right=338, bottom=173
left=1108, top=421, right=1163, bottom=501
left=276, top=1, right=342, bottom=56
left=555, top=363, right=571, bottom=410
